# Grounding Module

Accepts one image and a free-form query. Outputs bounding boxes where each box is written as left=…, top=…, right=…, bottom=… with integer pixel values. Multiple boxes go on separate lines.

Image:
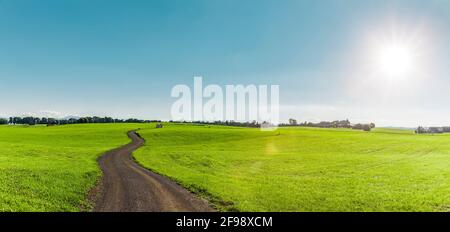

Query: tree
left=47, top=118, right=58, bottom=125
left=416, top=126, right=426, bottom=134
left=362, top=124, right=371, bottom=132
left=41, top=117, right=48, bottom=124
left=13, top=117, right=22, bottom=124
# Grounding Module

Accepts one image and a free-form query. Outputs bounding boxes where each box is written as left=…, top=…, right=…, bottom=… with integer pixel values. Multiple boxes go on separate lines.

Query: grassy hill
left=134, top=124, right=450, bottom=212
left=0, top=124, right=141, bottom=211
left=0, top=123, right=449, bottom=212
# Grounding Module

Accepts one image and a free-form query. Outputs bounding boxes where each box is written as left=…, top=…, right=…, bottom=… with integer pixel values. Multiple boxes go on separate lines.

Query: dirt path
left=93, top=131, right=214, bottom=212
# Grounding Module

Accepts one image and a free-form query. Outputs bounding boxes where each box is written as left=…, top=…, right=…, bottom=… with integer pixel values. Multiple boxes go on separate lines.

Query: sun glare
left=377, top=44, right=414, bottom=79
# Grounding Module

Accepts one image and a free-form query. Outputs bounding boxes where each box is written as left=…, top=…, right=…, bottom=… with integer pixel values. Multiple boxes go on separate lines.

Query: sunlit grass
left=1, top=123, right=449, bottom=212
left=134, top=124, right=450, bottom=212
left=0, top=124, right=142, bottom=212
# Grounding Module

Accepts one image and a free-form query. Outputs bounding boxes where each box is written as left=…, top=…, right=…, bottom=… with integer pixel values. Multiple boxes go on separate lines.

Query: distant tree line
left=280, top=119, right=376, bottom=132
left=169, top=120, right=269, bottom=128
left=415, top=126, right=450, bottom=134
left=3, top=116, right=160, bottom=126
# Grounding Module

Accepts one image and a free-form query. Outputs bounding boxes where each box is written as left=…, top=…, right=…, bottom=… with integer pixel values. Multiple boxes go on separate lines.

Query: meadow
left=134, top=124, right=450, bottom=212
left=0, top=123, right=449, bottom=212
left=0, top=124, right=141, bottom=211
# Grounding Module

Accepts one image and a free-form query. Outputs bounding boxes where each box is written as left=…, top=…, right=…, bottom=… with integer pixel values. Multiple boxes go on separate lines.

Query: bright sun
left=377, top=44, right=414, bottom=79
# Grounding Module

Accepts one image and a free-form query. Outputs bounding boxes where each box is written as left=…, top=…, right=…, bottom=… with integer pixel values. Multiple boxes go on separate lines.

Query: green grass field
left=134, top=124, right=450, bottom=212
left=0, top=124, right=141, bottom=211
left=1, top=123, right=449, bottom=212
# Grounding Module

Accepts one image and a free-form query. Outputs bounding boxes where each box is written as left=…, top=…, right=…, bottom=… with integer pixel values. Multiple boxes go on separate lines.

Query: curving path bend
left=93, top=131, right=214, bottom=212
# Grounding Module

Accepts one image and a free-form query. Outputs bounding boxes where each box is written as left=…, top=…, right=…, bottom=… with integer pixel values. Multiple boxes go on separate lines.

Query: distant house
left=336, top=119, right=351, bottom=128
left=156, top=123, right=163, bottom=128
left=288, top=118, right=298, bottom=126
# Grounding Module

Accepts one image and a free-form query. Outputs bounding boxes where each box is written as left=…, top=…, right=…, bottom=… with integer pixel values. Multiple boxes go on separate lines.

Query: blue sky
left=1, top=0, right=450, bottom=126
